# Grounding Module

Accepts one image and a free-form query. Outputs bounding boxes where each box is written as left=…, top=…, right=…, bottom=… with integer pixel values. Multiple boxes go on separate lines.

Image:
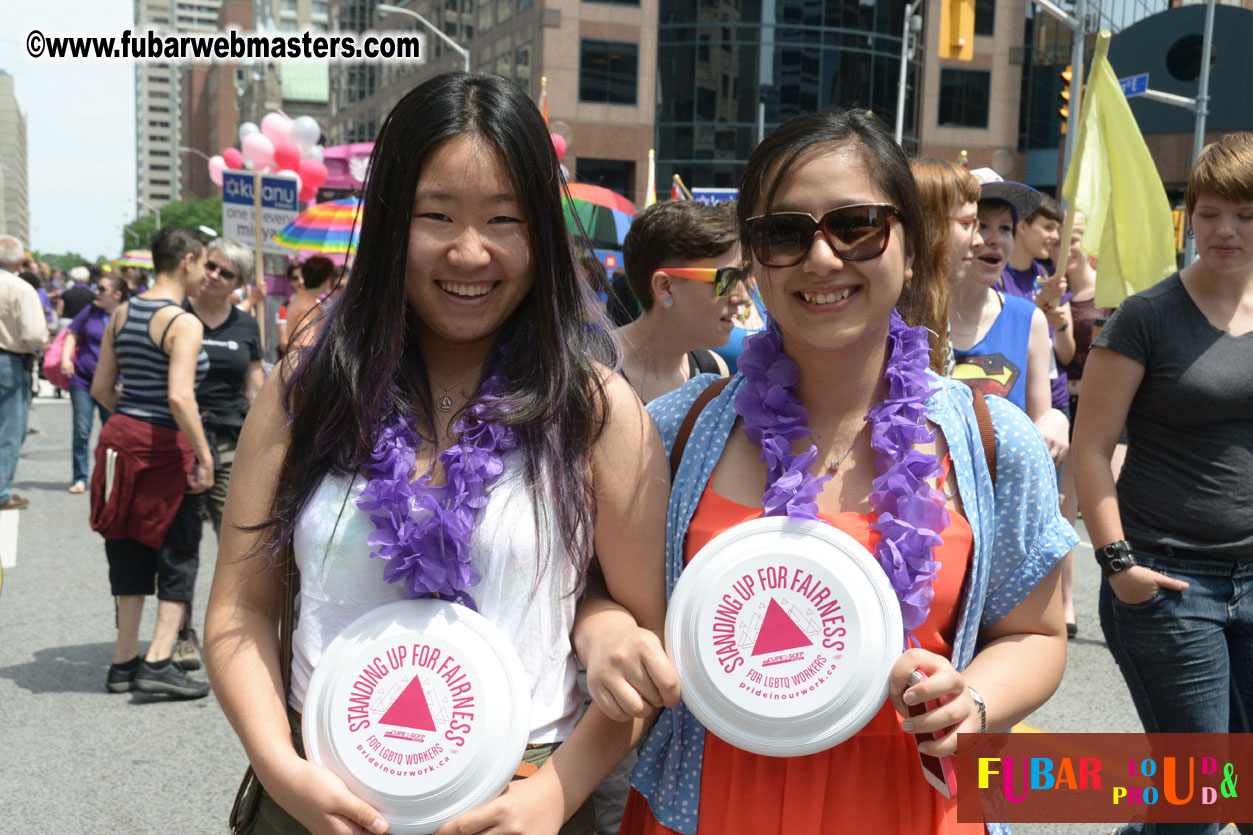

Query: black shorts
left=105, top=493, right=203, bottom=601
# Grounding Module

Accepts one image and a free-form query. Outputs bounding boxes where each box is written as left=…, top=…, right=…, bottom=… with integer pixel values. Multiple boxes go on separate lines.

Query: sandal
left=68, top=481, right=86, bottom=494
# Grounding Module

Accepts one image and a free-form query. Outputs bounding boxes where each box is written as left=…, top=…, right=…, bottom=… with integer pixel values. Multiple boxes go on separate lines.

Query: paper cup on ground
left=666, top=516, right=903, bottom=757
left=302, top=599, right=530, bottom=834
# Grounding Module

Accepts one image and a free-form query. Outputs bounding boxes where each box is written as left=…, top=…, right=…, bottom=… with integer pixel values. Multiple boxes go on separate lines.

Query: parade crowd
left=0, top=70, right=1249, bottom=835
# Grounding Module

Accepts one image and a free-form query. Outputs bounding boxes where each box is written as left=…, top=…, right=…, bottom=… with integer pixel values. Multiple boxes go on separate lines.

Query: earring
left=662, top=297, right=674, bottom=308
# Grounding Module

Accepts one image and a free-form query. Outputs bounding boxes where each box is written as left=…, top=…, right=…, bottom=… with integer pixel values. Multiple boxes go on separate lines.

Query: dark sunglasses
left=746, top=203, right=900, bottom=268
left=654, top=265, right=749, bottom=298
left=205, top=260, right=238, bottom=282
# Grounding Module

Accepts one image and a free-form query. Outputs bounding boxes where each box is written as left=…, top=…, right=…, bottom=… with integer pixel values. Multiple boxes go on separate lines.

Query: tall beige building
left=134, top=0, right=223, bottom=216
left=0, top=70, right=30, bottom=246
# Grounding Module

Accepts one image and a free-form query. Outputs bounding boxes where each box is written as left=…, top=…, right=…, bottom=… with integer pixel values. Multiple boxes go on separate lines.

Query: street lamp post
left=894, top=2, right=922, bottom=146
left=179, top=146, right=211, bottom=163
left=137, top=198, right=161, bottom=232
left=377, top=2, right=470, bottom=73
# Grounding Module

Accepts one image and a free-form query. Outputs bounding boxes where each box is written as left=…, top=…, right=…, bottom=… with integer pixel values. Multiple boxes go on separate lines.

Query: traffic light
left=939, top=0, right=975, bottom=61
left=1059, top=65, right=1073, bottom=134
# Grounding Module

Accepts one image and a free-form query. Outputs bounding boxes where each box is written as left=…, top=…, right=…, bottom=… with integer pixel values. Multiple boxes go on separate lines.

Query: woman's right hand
left=584, top=620, right=680, bottom=722
left=1107, top=564, right=1189, bottom=605
left=187, top=462, right=214, bottom=494
left=263, top=756, right=389, bottom=835
left=59, top=359, right=73, bottom=378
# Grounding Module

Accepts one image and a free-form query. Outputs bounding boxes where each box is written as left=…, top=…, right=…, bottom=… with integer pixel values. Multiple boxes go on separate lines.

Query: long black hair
left=261, top=72, right=615, bottom=571
left=736, top=108, right=935, bottom=341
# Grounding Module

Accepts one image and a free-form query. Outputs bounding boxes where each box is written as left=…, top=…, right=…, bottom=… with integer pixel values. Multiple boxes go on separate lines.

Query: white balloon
left=275, top=169, right=303, bottom=194
left=290, top=115, right=321, bottom=150
left=239, top=121, right=260, bottom=143
left=310, top=145, right=324, bottom=162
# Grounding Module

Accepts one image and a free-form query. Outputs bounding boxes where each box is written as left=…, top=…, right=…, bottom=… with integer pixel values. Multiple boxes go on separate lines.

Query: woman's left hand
left=433, top=769, right=565, bottom=835
left=888, top=649, right=980, bottom=758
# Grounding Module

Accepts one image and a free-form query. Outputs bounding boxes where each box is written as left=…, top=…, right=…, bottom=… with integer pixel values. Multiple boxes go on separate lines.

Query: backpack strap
left=669, top=376, right=732, bottom=477
left=970, top=387, right=997, bottom=488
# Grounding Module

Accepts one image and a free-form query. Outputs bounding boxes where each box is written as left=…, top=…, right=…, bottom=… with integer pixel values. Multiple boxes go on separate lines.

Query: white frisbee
left=666, top=516, right=903, bottom=757
left=302, top=598, right=530, bottom=834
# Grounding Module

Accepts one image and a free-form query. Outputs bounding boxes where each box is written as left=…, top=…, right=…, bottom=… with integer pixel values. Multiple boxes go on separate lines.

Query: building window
left=938, top=68, right=990, bottom=128
left=515, top=42, right=532, bottom=93
left=281, top=0, right=298, bottom=11
left=585, top=0, right=638, bottom=6
left=975, top=0, right=995, bottom=36
left=579, top=39, right=638, bottom=105
left=478, top=0, right=493, bottom=33
left=517, top=0, right=532, bottom=10
left=312, top=0, right=329, bottom=15
left=495, top=52, right=511, bottom=76
left=497, top=0, right=513, bottom=24
left=576, top=159, right=635, bottom=205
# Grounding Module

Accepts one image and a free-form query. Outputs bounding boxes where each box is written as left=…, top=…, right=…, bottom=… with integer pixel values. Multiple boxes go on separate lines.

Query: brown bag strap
left=669, top=376, right=732, bottom=477
left=970, top=388, right=997, bottom=488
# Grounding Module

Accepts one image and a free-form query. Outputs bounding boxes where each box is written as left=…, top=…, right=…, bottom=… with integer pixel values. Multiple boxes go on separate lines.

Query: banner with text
left=221, top=171, right=300, bottom=255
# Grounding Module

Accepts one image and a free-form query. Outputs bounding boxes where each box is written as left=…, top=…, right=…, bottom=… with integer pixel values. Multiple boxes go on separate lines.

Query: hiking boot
left=135, top=659, right=211, bottom=699
left=172, top=628, right=203, bottom=671
left=106, top=657, right=140, bottom=693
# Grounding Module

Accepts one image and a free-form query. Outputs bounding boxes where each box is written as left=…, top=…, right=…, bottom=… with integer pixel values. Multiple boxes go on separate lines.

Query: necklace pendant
left=437, top=394, right=453, bottom=412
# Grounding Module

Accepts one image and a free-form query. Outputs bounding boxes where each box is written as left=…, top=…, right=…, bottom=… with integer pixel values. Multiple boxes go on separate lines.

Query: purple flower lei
left=355, top=375, right=518, bottom=611
left=734, top=310, right=950, bottom=634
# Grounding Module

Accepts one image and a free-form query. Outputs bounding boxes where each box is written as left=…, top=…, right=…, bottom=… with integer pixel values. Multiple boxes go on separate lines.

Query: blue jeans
left=0, top=352, right=32, bottom=504
left=1100, top=548, right=1253, bottom=835
left=69, top=385, right=109, bottom=484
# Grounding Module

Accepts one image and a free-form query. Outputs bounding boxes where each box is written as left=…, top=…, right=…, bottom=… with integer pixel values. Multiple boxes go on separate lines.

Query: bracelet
left=1056, top=322, right=1069, bottom=332
left=968, top=686, right=987, bottom=733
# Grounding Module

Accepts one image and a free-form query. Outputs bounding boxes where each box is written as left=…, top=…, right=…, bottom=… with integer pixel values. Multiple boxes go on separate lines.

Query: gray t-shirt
left=1094, top=273, right=1253, bottom=558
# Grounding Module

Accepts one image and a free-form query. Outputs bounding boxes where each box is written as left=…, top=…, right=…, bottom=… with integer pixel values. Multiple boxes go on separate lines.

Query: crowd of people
left=1, top=68, right=1248, bottom=835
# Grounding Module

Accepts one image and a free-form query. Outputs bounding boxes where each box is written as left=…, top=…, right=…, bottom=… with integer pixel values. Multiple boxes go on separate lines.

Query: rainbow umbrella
left=563, top=183, right=635, bottom=251
left=273, top=197, right=362, bottom=255
left=118, top=249, right=153, bottom=269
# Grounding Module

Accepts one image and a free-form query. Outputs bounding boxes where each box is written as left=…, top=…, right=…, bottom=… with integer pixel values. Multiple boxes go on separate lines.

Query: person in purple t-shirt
left=1002, top=194, right=1075, bottom=415
left=61, top=274, right=128, bottom=492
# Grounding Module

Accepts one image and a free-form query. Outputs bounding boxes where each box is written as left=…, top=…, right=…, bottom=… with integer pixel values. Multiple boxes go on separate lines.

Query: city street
left=0, top=386, right=1208, bottom=834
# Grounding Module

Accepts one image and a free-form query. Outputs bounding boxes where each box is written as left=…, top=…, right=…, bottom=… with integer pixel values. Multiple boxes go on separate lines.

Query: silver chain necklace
left=430, top=367, right=480, bottom=412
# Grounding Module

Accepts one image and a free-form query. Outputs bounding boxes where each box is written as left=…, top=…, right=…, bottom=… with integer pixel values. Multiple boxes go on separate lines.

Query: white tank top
left=289, top=452, right=585, bottom=744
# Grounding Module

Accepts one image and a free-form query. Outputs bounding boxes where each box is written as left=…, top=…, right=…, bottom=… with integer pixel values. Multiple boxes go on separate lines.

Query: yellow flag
left=645, top=149, right=657, bottom=207
left=1061, top=32, right=1177, bottom=308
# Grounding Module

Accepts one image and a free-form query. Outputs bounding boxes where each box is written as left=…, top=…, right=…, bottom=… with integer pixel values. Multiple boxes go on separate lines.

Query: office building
left=0, top=71, right=29, bottom=246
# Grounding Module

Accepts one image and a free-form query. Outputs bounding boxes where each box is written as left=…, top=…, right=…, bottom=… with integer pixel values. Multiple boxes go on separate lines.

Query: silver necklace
left=815, top=421, right=869, bottom=474
left=430, top=367, right=480, bottom=412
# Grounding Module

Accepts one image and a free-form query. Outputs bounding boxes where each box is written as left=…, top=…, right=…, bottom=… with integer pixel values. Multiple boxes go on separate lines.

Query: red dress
left=621, top=468, right=984, bottom=835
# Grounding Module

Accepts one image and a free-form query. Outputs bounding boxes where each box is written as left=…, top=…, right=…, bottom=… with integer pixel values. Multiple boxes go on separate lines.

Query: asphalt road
left=0, top=386, right=1229, bottom=834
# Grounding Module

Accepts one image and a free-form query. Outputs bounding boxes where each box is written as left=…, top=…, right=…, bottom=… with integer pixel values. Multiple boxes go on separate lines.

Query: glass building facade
left=655, top=0, right=919, bottom=190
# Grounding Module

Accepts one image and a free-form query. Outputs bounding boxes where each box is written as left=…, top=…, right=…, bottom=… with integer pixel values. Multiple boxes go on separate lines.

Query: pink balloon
left=274, top=139, right=301, bottom=172
left=298, top=157, right=328, bottom=191
left=261, top=112, right=291, bottom=144
left=299, top=183, right=318, bottom=202
left=551, top=133, right=567, bottom=159
left=208, top=155, right=225, bottom=186
left=242, top=133, right=275, bottom=167
left=222, top=147, right=243, bottom=170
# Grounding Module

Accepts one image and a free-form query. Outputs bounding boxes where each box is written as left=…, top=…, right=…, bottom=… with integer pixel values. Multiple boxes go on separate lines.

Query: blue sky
left=1, top=1, right=138, bottom=260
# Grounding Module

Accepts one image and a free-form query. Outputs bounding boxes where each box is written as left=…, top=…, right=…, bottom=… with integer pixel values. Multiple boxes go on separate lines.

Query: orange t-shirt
left=621, top=467, right=983, bottom=835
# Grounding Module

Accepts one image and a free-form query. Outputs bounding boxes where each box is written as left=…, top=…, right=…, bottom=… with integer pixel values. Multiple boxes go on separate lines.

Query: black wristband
left=1094, top=540, right=1137, bottom=577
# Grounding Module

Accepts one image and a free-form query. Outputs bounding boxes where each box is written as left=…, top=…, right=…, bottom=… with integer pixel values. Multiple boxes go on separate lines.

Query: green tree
left=28, top=251, right=100, bottom=271
left=121, top=196, right=223, bottom=253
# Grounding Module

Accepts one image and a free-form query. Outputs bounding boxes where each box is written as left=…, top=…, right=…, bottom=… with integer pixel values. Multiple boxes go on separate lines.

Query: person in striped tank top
left=89, top=225, right=216, bottom=700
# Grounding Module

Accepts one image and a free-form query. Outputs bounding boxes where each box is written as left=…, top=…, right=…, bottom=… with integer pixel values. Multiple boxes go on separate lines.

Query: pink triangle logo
left=751, top=598, right=814, bottom=656
left=379, top=675, right=437, bottom=731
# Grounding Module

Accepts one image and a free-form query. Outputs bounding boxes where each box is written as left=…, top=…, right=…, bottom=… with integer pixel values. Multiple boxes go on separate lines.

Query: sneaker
left=135, top=659, right=211, bottom=699
left=172, top=628, right=203, bottom=671
left=106, top=657, right=140, bottom=693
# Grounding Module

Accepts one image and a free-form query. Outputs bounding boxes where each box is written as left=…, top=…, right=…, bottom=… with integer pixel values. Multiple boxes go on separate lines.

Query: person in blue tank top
left=948, top=173, right=1070, bottom=466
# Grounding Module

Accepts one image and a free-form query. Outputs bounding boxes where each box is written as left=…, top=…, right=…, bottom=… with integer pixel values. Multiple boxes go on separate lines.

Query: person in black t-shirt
left=175, top=238, right=263, bottom=672
left=60, top=267, right=97, bottom=324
